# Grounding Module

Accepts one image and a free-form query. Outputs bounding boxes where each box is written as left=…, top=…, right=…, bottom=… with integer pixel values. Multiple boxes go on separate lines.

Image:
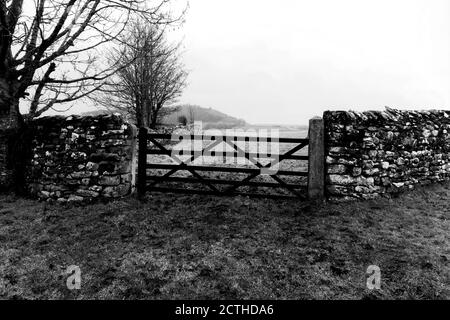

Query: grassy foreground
left=0, top=183, right=449, bottom=299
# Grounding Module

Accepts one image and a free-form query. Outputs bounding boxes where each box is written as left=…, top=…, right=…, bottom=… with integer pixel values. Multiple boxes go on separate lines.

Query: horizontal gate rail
left=146, top=163, right=309, bottom=176
left=144, top=133, right=308, bottom=144
left=146, top=149, right=309, bottom=160
left=146, top=175, right=307, bottom=188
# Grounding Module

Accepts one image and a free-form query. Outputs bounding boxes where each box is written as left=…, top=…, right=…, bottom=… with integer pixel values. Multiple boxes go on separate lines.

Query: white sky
left=174, top=0, right=450, bottom=125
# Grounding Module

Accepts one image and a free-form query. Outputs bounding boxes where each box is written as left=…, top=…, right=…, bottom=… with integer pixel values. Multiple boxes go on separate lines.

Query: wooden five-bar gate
left=137, top=118, right=325, bottom=201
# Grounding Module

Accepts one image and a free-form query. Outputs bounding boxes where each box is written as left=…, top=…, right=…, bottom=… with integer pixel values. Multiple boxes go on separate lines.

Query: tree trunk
left=146, top=106, right=152, bottom=129
left=150, top=103, right=161, bottom=129
left=0, top=77, right=21, bottom=130
left=0, top=76, right=27, bottom=194
left=142, top=100, right=152, bottom=128
left=136, top=109, right=144, bottom=128
left=135, top=101, right=148, bottom=128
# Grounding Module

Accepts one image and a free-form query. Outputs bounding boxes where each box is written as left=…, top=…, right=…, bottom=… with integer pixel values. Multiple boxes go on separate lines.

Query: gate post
left=307, top=117, right=325, bottom=201
left=137, top=127, right=148, bottom=199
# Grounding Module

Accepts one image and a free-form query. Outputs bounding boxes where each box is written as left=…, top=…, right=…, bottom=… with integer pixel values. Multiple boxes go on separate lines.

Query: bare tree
left=98, top=20, right=187, bottom=128
left=0, top=0, right=183, bottom=128
left=0, top=0, right=183, bottom=192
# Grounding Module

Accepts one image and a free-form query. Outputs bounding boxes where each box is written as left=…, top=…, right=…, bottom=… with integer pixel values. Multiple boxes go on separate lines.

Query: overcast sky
left=174, top=0, right=449, bottom=125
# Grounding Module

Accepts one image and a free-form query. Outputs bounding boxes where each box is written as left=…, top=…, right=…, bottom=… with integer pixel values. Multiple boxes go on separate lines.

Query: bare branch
left=0, top=0, right=186, bottom=122
left=96, top=19, right=188, bottom=128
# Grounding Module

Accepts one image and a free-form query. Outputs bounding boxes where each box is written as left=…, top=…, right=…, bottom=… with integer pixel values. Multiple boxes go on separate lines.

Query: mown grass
left=0, top=182, right=449, bottom=300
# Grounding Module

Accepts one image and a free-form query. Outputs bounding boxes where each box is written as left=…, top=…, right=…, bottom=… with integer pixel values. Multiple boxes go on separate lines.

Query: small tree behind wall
left=98, top=20, right=188, bottom=128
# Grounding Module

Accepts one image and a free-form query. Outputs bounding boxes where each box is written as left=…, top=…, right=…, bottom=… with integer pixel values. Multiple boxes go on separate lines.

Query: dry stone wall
left=324, top=108, right=450, bottom=201
left=27, top=114, right=137, bottom=203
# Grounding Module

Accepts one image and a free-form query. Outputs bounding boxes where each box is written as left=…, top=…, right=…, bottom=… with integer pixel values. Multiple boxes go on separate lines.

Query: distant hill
left=79, top=105, right=247, bottom=129
left=162, top=104, right=247, bottom=129
left=80, top=109, right=113, bottom=117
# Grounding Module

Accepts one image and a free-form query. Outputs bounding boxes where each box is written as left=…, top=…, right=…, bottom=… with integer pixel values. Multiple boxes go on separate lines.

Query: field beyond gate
left=138, top=129, right=310, bottom=199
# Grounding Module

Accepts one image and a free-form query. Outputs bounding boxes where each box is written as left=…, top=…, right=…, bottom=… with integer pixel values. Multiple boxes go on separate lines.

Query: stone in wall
left=26, top=114, right=137, bottom=202
left=324, top=108, right=450, bottom=201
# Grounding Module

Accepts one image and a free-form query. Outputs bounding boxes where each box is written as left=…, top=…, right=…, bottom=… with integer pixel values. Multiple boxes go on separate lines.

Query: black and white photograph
left=0, top=0, right=449, bottom=312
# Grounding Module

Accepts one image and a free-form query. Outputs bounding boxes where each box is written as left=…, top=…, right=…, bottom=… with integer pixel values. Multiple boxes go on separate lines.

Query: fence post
left=307, top=117, right=325, bottom=201
left=129, top=124, right=138, bottom=195
left=137, top=127, right=148, bottom=199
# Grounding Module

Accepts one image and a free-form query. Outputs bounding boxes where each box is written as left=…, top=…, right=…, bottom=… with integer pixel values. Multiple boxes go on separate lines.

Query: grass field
left=0, top=181, right=449, bottom=300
